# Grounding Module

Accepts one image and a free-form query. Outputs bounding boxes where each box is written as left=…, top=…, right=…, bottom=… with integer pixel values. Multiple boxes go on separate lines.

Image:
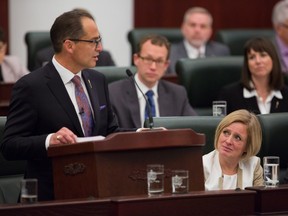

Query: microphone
left=126, top=69, right=154, bottom=129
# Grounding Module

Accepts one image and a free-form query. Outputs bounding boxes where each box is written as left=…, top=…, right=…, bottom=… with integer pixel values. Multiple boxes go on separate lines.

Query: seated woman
left=203, top=109, right=264, bottom=190
left=218, top=37, right=288, bottom=114
left=0, top=27, right=29, bottom=82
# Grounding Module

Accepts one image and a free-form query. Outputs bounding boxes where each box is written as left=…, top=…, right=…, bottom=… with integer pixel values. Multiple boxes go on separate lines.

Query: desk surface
left=246, top=185, right=288, bottom=215
left=0, top=190, right=255, bottom=216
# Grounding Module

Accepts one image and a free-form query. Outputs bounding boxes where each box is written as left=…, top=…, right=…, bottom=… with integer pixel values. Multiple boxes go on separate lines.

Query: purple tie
left=71, top=75, right=94, bottom=137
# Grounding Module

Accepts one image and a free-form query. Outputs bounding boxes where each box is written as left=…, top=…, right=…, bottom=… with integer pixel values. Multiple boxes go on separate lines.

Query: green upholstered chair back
left=176, top=56, right=243, bottom=115
left=145, top=116, right=223, bottom=154
left=92, top=66, right=136, bottom=84
left=257, top=113, right=288, bottom=169
left=0, top=116, right=26, bottom=176
left=24, top=31, right=51, bottom=71
left=0, top=116, right=26, bottom=204
left=214, top=29, right=274, bottom=55
left=127, top=28, right=183, bottom=64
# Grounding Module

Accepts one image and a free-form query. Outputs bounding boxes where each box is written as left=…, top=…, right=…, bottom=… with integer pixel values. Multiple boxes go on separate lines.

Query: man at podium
left=0, top=9, right=133, bottom=201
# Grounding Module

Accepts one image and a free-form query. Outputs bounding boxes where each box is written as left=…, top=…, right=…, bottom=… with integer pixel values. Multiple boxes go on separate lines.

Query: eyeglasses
left=67, top=36, right=102, bottom=48
left=138, top=55, right=166, bottom=67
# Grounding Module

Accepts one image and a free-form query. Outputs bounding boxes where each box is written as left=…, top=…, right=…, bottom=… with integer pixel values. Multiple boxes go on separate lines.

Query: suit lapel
left=123, top=80, right=141, bottom=127
left=245, top=97, right=260, bottom=114
left=45, top=63, right=84, bottom=136
left=158, top=82, right=172, bottom=116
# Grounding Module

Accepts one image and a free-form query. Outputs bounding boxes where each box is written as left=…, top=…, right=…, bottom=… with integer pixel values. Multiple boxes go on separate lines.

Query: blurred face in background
left=181, top=12, right=212, bottom=48
left=134, top=40, right=169, bottom=88
left=0, top=42, right=7, bottom=64
left=275, top=19, right=288, bottom=45
left=247, top=49, right=273, bottom=80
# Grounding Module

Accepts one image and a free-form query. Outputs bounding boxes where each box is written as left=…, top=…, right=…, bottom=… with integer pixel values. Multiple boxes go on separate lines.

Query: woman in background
left=219, top=37, right=288, bottom=114
left=0, top=27, right=29, bottom=82
left=203, top=109, right=264, bottom=190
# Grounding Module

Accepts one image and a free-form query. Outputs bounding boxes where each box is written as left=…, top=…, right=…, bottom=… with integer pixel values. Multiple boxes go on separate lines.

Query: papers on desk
left=76, top=136, right=105, bottom=143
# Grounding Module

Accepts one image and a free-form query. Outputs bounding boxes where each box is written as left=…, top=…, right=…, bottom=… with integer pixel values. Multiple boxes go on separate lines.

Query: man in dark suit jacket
left=167, top=7, right=230, bottom=74
left=0, top=10, right=128, bottom=201
left=109, top=34, right=197, bottom=128
left=34, top=45, right=115, bottom=70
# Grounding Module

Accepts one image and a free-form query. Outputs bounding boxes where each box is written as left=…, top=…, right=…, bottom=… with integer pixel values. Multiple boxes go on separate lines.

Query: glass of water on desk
left=20, top=178, right=38, bottom=204
left=263, top=156, right=280, bottom=187
left=212, top=101, right=227, bottom=116
left=147, top=164, right=164, bottom=196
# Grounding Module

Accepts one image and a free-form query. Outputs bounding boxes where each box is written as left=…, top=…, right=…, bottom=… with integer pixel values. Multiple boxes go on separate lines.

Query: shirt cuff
left=45, top=133, right=53, bottom=150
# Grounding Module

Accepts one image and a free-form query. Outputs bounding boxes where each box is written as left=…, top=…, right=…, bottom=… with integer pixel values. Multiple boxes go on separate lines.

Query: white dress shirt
left=202, top=150, right=262, bottom=190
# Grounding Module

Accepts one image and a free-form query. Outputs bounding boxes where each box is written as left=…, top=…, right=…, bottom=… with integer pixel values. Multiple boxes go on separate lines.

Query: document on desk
left=76, top=136, right=105, bottom=143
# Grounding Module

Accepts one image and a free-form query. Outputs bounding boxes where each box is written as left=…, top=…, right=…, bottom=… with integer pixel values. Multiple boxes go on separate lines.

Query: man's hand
left=50, top=127, right=77, bottom=145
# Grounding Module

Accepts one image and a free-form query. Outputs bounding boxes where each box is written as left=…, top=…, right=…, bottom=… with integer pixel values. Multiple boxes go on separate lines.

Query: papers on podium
left=76, top=135, right=105, bottom=143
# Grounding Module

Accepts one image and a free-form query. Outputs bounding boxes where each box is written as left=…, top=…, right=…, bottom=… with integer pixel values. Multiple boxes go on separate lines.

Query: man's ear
left=63, top=40, right=74, bottom=53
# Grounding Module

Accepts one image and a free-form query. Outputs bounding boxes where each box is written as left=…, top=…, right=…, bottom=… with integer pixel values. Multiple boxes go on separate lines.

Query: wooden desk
left=246, top=184, right=288, bottom=215
left=112, top=190, right=256, bottom=216
left=48, top=129, right=205, bottom=200
left=0, top=198, right=112, bottom=216
left=0, top=82, right=13, bottom=101
left=0, top=190, right=256, bottom=216
left=0, top=82, right=13, bottom=116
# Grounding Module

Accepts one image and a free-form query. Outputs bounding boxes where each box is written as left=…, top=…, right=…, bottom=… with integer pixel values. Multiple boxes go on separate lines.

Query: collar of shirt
left=243, top=87, right=283, bottom=101
left=134, top=73, right=158, bottom=99
left=243, top=87, right=283, bottom=114
left=52, top=57, right=82, bottom=84
left=183, top=39, right=205, bottom=59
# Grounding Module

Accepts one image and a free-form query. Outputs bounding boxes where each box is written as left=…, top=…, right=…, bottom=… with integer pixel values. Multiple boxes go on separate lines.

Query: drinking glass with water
left=263, top=156, right=280, bottom=187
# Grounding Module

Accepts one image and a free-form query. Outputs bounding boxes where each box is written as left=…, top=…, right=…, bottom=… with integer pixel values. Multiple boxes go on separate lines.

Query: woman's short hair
left=241, top=37, right=284, bottom=90
left=214, top=109, right=262, bottom=161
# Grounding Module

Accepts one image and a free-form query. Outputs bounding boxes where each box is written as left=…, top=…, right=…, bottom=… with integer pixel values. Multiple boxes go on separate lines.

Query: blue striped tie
left=145, top=90, right=156, bottom=120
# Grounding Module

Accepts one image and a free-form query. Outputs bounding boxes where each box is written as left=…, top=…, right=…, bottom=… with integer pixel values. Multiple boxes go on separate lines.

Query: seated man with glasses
left=272, top=0, right=288, bottom=75
left=108, top=34, right=197, bottom=128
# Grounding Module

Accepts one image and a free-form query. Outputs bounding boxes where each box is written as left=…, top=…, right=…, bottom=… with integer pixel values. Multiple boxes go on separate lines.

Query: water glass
left=147, top=164, right=164, bottom=196
left=20, top=179, right=38, bottom=204
left=263, top=156, right=280, bottom=187
left=212, top=101, right=227, bottom=116
left=172, top=170, right=189, bottom=194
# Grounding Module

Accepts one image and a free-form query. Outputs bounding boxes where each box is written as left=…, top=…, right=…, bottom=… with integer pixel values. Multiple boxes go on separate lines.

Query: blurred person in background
left=219, top=37, right=288, bottom=114
left=271, top=0, right=288, bottom=75
left=0, top=27, right=29, bottom=82
left=167, top=7, right=230, bottom=74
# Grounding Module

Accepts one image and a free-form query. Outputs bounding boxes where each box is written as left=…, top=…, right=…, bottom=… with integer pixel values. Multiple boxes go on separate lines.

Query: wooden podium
left=48, top=129, right=205, bottom=200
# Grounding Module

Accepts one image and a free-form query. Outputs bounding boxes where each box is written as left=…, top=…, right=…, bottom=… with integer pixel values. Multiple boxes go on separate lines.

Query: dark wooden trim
left=134, top=0, right=278, bottom=38
left=0, top=0, right=9, bottom=52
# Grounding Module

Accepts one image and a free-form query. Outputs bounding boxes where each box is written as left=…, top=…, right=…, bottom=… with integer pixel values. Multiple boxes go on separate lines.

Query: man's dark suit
left=34, top=46, right=116, bottom=70
left=218, top=82, right=288, bottom=114
left=0, top=62, right=122, bottom=201
left=108, top=77, right=197, bottom=128
left=167, top=41, right=230, bottom=74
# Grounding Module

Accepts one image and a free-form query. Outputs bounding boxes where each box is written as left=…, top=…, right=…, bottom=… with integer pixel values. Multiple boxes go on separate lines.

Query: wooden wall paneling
left=134, top=0, right=279, bottom=36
